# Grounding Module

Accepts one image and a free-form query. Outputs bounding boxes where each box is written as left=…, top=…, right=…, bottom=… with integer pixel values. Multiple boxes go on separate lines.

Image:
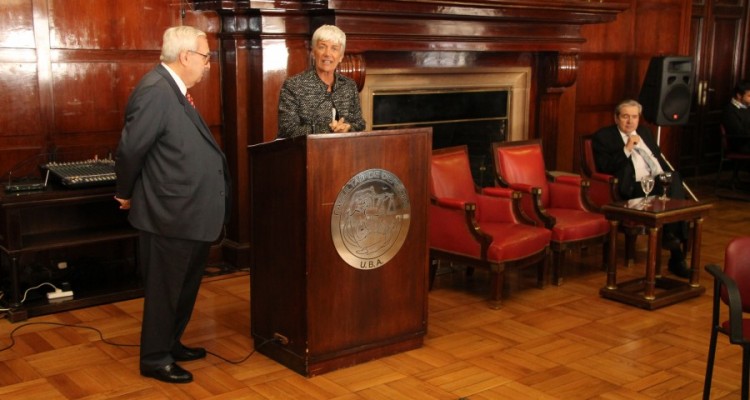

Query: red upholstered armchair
left=580, top=134, right=620, bottom=208
left=580, top=133, right=643, bottom=267
left=704, top=237, right=750, bottom=400
left=491, top=139, right=610, bottom=285
left=716, top=124, right=750, bottom=192
left=429, top=145, right=551, bottom=309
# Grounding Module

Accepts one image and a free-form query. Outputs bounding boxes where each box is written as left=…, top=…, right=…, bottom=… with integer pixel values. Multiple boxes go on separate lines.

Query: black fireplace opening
left=372, top=89, right=509, bottom=187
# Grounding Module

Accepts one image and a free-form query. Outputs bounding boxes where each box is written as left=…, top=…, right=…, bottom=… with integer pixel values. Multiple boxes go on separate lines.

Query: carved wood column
left=210, top=9, right=313, bottom=269
left=216, top=33, right=252, bottom=269
left=538, top=52, right=579, bottom=169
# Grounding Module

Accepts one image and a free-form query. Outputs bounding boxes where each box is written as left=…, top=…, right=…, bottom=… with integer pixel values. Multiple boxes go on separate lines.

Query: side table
left=600, top=197, right=713, bottom=310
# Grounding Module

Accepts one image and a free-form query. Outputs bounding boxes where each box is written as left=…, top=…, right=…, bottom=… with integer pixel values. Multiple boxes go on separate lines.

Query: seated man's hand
left=329, top=117, right=351, bottom=133
left=626, top=134, right=640, bottom=151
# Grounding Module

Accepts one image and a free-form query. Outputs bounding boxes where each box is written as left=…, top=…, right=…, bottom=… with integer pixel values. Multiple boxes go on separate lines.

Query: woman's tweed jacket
left=278, top=69, right=366, bottom=138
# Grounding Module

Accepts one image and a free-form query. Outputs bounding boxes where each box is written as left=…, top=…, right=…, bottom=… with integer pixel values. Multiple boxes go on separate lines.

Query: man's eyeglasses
left=188, top=50, right=210, bottom=64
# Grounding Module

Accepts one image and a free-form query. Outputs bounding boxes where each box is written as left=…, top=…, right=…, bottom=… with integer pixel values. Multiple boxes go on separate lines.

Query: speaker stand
left=655, top=125, right=699, bottom=201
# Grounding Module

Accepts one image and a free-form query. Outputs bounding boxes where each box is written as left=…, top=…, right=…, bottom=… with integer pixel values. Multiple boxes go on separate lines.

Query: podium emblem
left=331, top=168, right=411, bottom=270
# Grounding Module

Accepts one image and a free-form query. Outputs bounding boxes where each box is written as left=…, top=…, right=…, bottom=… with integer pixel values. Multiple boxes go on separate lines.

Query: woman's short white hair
left=311, top=25, right=346, bottom=52
left=160, top=26, right=207, bottom=63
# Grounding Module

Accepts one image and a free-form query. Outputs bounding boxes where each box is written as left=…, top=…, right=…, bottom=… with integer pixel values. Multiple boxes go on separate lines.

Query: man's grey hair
left=160, top=26, right=207, bottom=63
left=311, top=25, right=346, bottom=53
left=615, top=99, right=643, bottom=116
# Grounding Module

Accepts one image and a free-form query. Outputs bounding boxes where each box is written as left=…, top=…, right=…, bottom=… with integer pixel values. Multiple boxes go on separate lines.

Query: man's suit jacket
left=116, top=64, right=230, bottom=242
left=722, top=101, right=750, bottom=153
left=592, top=124, right=666, bottom=200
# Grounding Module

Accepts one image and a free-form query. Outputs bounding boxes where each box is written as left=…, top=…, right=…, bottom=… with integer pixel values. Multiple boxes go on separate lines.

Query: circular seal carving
left=331, top=168, right=411, bottom=270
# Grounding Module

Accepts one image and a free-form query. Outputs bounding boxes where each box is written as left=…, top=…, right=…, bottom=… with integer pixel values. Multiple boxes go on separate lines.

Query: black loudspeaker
left=638, top=56, right=694, bottom=126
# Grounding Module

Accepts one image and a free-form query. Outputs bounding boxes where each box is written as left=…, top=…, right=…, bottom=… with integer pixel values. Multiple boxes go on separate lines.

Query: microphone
left=328, top=87, right=336, bottom=124
left=309, top=91, right=334, bottom=134
left=330, top=78, right=339, bottom=123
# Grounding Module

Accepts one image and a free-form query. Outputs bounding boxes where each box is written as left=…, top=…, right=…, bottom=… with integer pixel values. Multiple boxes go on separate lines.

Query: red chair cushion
left=723, top=237, right=750, bottom=312
left=482, top=222, right=551, bottom=262
left=546, top=208, right=610, bottom=242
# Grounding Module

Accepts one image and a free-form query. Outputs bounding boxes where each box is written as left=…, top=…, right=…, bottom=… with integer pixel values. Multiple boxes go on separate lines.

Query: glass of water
left=641, top=175, right=655, bottom=204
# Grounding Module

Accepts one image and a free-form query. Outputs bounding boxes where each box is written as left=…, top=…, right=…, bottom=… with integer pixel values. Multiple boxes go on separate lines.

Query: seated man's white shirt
left=619, top=130, right=663, bottom=181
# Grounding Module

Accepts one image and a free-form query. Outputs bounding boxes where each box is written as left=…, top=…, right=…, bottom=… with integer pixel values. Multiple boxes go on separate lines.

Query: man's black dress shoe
left=140, top=363, right=193, bottom=384
left=172, top=346, right=206, bottom=362
left=668, top=257, right=691, bottom=279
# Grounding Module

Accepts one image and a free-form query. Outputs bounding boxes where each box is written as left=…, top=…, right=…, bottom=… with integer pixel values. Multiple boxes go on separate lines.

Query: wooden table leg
left=606, top=220, right=619, bottom=290
left=644, top=226, right=659, bottom=300
left=655, top=229, right=663, bottom=278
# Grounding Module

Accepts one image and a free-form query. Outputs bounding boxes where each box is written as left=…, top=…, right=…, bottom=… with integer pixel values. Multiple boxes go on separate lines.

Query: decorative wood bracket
left=338, top=53, right=366, bottom=92
left=543, top=53, right=579, bottom=91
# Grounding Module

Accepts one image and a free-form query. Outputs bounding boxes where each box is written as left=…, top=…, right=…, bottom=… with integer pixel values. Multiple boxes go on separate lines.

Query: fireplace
left=360, top=67, right=531, bottom=187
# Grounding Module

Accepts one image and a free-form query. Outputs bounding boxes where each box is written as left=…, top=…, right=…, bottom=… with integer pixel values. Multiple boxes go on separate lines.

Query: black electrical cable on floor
left=0, top=321, right=274, bottom=365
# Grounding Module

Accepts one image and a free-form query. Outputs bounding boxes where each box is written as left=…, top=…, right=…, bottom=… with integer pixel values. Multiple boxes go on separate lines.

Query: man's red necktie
left=186, top=92, right=196, bottom=108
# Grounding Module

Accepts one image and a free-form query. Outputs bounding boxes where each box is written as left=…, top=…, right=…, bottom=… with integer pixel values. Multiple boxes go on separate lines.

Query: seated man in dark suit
left=592, top=99, right=691, bottom=278
left=722, top=79, right=750, bottom=154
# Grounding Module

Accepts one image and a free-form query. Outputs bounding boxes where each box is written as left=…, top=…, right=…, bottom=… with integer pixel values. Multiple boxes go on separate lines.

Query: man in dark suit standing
left=592, top=99, right=690, bottom=278
left=722, top=79, right=750, bottom=154
left=114, top=26, right=230, bottom=384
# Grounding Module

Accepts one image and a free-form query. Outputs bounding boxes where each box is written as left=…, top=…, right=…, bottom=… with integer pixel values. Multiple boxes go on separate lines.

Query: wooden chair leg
left=702, top=326, right=719, bottom=400
left=537, top=249, right=549, bottom=289
left=553, top=248, right=565, bottom=286
left=429, top=258, right=438, bottom=290
left=488, top=265, right=504, bottom=309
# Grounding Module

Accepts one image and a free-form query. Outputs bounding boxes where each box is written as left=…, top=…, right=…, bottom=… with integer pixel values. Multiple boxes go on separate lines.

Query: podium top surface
left=249, top=128, right=433, bottom=152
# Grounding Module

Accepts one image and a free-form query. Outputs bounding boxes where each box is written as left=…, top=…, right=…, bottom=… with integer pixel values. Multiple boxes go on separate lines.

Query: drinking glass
left=658, top=172, right=673, bottom=200
left=640, top=175, right=655, bottom=204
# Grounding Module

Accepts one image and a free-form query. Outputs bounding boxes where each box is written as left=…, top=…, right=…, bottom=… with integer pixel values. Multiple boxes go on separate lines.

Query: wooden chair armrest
left=430, top=199, right=491, bottom=260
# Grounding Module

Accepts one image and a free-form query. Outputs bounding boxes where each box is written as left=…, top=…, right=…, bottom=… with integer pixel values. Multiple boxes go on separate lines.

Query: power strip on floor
left=47, top=289, right=74, bottom=300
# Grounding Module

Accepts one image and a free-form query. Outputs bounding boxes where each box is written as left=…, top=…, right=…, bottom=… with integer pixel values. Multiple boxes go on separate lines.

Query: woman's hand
left=329, top=117, right=351, bottom=133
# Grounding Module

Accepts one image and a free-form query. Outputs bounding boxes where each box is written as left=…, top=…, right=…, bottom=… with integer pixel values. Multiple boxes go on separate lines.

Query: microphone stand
left=656, top=126, right=699, bottom=201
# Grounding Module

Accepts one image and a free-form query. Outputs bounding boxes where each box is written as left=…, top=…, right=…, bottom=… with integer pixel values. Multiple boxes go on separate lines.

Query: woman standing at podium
left=277, top=25, right=366, bottom=138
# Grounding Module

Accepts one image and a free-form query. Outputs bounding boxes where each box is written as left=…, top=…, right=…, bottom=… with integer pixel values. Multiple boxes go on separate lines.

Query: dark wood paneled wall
left=682, top=0, right=750, bottom=177
left=1, top=0, right=702, bottom=269
left=574, top=0, right=693, bottom=173
left=0, top=1, right=223, bottom=174
left=0, top=0, right=228, bottom=261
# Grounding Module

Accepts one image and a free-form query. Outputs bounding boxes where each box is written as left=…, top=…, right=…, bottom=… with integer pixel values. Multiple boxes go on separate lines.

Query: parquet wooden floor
left=0, top=177, right=748, bottom=399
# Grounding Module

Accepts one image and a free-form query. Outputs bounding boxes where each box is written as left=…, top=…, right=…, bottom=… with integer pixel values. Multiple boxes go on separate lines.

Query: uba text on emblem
left=331, top=168, right=411, bottom=270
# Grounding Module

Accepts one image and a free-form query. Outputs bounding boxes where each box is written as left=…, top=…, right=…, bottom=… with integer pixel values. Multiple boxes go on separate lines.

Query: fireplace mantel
left=196, top=0, right=628, bottom=53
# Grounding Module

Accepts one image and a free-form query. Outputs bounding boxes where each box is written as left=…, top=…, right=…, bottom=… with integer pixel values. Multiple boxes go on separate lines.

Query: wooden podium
left=248, top=128, right=431, bottom=376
